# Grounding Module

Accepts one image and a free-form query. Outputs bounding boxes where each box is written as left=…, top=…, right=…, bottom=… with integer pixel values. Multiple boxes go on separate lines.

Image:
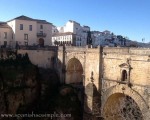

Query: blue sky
left=0, top=0, right=150, bottom=43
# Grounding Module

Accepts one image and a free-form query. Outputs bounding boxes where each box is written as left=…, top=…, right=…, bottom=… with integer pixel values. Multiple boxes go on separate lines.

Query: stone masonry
left=18, top=46, right=150, bottom=120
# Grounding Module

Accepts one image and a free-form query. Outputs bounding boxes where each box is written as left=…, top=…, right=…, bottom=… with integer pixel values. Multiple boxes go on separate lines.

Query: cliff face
left=0, top=49, right=40, bottom=114
left=0, top=49, right=83, bottom=120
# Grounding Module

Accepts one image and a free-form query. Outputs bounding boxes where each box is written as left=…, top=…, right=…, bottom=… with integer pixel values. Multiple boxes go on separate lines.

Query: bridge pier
left=83, top=82, right=102, bottom=120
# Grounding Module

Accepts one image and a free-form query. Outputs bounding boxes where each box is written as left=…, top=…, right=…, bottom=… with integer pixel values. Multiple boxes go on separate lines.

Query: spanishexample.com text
left=1, top=111, right=71, bottom=119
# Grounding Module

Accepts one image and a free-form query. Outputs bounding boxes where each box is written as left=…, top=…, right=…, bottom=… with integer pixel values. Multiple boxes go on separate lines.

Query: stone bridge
left=18, top=46, right=150, bottom=120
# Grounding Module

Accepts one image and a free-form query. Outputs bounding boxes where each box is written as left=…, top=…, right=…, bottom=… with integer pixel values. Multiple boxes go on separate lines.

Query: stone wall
left=17, top=46, right=150, bottom=119
left=18, top=50, right=56, bottom=68
left=102, top=47, right=150, bottom=119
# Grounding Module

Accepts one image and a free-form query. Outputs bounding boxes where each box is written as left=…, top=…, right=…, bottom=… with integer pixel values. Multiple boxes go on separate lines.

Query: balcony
left=37, top=33, right=47, bottom=37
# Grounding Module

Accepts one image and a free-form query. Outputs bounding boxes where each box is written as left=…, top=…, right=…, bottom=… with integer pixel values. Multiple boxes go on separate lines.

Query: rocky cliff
left=0, top=49, right=83, bottom=120
left=0, top=49, right=40, bottom=116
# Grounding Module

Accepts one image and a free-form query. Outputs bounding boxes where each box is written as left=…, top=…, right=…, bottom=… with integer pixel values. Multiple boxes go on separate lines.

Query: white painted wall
left=57, top=27, right=64, bottom=33
left=52, top=34, right=73, bottom=45
left=64, top=21, right=82, bottom=34
left=0, top=27, right=13, bottom=47
left=15, top=19, right=37, bottom=45
left=56, top=20, right=90, bottom=47
left=92, top=31, right=115, bottom=47
left=64, top=21, right=74, bottom=33
left=7, top=18, right=53, bottom=47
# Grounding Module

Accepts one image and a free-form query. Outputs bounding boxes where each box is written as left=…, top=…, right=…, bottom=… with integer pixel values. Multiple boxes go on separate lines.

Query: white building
left=92, top=30, right=121, bottom=47
left=0, top=15, right=53, bottom=48
left=54, top=20, right=90, bottom=46
left=0, top=22, right=14, bottom=48
left=52, top=32, right=75, bottom=46
left=52, top=25, right=58, bottom=34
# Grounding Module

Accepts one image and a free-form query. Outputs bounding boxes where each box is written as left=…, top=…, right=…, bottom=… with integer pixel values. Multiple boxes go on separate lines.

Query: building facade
left=52, top=32, right=75, bottom=46
left=92, top=30, right=117, bottom=47
left=53, top=20, right=90, bottom=46
left=92, top=30, right=136, bottom=47
left=0, top=15, right=53, bottom=48
left=0, top=22, right=13, bottom=48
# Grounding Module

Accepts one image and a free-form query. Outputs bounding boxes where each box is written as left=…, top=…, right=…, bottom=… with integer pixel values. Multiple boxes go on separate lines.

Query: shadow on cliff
left=84, top=82, right=104, bottom=120
left=0, top=50, right=41, bottom=120
left=53, top=84, right=83, bottom=120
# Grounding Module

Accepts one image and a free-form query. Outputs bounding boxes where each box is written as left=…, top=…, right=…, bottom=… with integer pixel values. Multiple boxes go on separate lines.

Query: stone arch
left=102, top=84, right=149, bottom=119
left=102, top=93, right=143, bottom=120
left=66, top=53, right=85, bottom=69
left=121, top=70, right=127, bottom=81
left=66, top=58, right=83, bottom=84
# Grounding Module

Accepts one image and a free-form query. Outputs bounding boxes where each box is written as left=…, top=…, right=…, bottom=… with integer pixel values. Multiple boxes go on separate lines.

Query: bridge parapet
left=129, top=48, right=150, bottom=55
left=103, top=47, right=130, bottom=54
left=103, top=47, right=150, bottom=55
left=58, top=46, right=100, bottom=52
left=58, top=46, right=87, bottom=51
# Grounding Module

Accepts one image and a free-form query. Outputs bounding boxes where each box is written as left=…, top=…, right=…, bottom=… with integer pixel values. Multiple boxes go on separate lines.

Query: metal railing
left=37, top=33, right=47, bottom=37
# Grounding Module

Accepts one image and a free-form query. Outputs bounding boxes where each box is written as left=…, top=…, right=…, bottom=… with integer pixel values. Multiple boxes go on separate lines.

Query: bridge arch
left=66, top=58, right=83, bottom=84
left=102, top=84, right=149, bottom=119
left=66, top=53, right=85, bottom=69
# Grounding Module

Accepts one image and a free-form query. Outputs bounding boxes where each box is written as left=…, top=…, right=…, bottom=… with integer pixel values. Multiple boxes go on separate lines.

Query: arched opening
left=66, top=58, right=83, bottom=84
left=121, top=70, right=127, bottom=81
left=66, top=58, right=84, bottom=118
left=103, top=93, right=143, bottom=120
left=39, top=38, right=44, bottom=47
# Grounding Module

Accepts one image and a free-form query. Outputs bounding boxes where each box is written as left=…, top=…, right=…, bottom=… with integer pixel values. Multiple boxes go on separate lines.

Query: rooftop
left=52, top=32, right=75, bottom=37
left=0, top=22, right=10, bottom=28
left=7, top=15, right=52, bottom=24
left=83, top=25, right=90, bottom=28
left=68, top=20, right=80, bottom=25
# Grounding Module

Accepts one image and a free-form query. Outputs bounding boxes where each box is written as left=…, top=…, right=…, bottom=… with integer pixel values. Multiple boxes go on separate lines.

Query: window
left=121, top=70, right=127, bottom=81
left=4, top=32, right=7, bottom=39
left=29, top=25, right=32, bottom=31
left=20, top=24, right=23, bottom=30
left=24, top=34, right=28, bottom=40
left=40, top=25, right=43, bottom=29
